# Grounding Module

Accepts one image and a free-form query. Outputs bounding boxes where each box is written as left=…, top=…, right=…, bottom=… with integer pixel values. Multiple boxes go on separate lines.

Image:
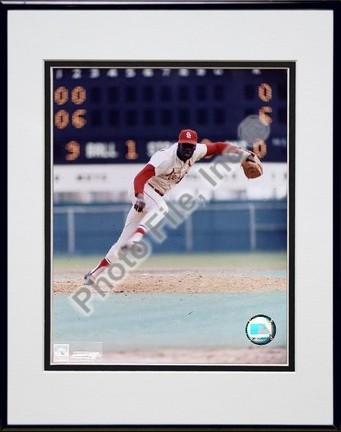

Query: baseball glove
left=241, top=151, right=263, bottom=179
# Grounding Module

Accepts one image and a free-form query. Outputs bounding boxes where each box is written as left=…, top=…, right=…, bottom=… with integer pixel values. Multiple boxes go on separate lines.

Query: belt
left=148, top=183, right=164, bottom=196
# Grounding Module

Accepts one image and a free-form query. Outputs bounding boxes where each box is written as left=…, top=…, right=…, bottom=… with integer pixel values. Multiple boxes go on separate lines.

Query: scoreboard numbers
left=51, top=65, right=288, bottom=164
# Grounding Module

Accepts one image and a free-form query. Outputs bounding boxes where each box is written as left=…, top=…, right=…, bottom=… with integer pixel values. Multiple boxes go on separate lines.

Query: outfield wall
left=53, top=200, right=287, bottom=255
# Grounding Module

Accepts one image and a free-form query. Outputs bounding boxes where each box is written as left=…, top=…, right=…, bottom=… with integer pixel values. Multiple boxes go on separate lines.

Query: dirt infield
left=52, top=269, right=287, bottom=365
left=53, top=271, right=286, bottom=294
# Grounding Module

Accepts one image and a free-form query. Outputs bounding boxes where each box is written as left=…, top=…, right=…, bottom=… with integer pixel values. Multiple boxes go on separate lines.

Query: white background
left=8, top=9, right=333, bottom=426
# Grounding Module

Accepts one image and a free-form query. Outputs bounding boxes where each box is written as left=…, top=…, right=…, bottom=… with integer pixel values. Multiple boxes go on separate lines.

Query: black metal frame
left=2, top=1, right=340, bottom=431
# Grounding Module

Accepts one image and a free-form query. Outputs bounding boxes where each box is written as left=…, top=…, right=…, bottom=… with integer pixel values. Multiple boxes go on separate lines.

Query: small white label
left=53, top=344, right=70, bottom=362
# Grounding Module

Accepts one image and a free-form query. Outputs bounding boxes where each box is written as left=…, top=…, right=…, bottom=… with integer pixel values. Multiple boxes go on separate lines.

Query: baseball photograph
left=6, top=2, right=337, bottom=427
left=47, top=62, right=294, bottom=368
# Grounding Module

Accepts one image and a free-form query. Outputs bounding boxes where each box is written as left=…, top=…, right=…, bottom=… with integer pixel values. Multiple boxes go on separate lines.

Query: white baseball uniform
left=105, top=142, right=207, bottom=262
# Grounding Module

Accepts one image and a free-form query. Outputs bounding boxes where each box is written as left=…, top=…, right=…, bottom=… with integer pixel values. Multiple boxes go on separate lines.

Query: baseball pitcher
left=84, top=129, right=262, bottom=285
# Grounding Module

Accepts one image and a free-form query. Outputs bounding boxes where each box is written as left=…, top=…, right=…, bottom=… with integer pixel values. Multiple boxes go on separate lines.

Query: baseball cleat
left=83, top=272, right=95, bottom=286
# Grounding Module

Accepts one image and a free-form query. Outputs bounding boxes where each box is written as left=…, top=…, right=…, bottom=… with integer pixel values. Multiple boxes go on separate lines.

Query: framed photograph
left=3, top=1, right=340, bottom=430
left=46, top=60, right=294, bottom=371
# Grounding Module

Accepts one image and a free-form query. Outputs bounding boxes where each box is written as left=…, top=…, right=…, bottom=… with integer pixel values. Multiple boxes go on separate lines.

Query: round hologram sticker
left=245, top=314, right=276, bottom=345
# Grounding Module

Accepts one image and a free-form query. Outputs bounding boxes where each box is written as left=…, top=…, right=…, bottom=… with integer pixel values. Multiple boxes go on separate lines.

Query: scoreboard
left=50, top=63, right=290, bottom=164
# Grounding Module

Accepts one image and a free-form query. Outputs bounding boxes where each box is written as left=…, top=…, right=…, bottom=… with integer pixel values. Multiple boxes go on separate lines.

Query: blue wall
left=53, top=200, right=287, bottom=255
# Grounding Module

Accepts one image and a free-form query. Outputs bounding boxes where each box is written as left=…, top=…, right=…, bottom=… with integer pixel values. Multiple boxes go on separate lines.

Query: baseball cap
left=178, top=129, right=198, bottom=145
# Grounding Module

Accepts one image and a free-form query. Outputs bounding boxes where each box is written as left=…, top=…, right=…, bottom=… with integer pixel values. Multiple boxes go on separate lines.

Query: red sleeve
left=205, top=142, right=241, bottom=157
left=134, top=164, right=156, bottom=196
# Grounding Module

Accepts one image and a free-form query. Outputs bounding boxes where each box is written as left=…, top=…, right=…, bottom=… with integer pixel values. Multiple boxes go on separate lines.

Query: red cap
left=178, top=129, right=198, bottom=145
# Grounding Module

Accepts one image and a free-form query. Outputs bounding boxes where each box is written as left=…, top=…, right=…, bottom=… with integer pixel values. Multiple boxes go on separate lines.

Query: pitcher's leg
left=83, top=206, right=143, bottom=284
left=105, top=206, right=144, bottom=262
left=83, top=186, right=167, bottom=285
left=120, top=187, right=168, bottom=251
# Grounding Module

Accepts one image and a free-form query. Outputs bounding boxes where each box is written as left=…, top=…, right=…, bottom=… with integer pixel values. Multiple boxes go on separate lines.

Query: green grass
left=53, top=252, right=286, bottom=272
